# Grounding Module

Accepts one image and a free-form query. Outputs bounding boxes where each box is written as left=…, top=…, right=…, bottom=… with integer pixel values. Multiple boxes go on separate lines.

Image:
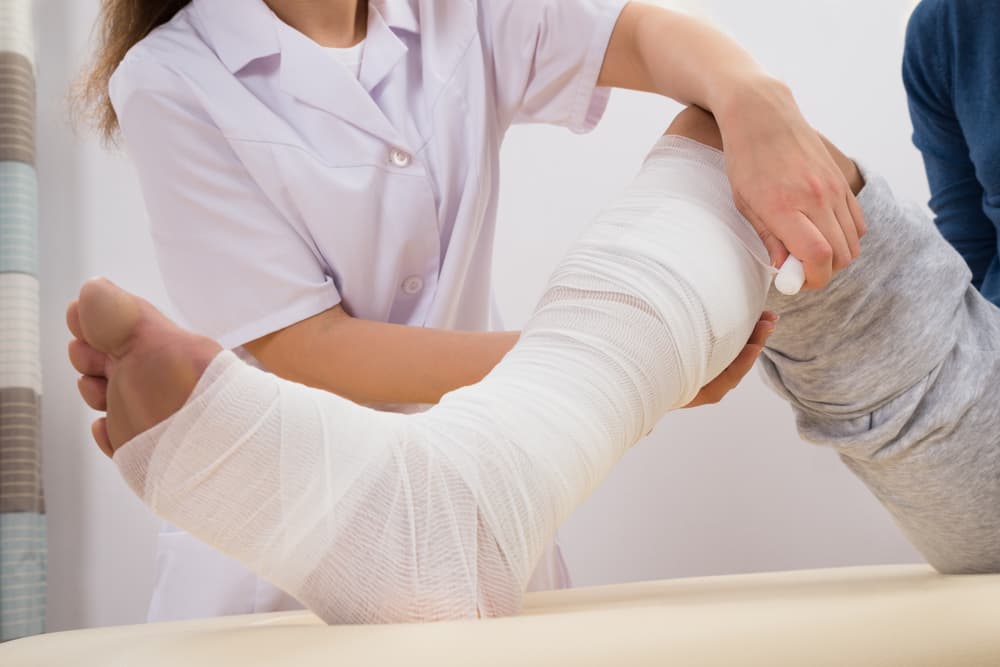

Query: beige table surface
left=4, top=564, right=1000, bottom=666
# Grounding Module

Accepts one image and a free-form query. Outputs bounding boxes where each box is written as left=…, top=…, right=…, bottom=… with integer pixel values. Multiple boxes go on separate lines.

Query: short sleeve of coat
left=110, top=57, right=342, bottom=349
left=480, top=0, right=629, bottom=133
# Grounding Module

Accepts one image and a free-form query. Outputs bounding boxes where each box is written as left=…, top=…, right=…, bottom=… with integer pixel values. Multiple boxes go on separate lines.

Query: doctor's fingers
left=766, top=210, right=834, bottom=289
left=848, top=191, right=868, bottom=239
left=684, top=315, right=776, bottom=408
left=835, top=197, right=861, bottom=262
left=741, top=204, right=789, bottom=269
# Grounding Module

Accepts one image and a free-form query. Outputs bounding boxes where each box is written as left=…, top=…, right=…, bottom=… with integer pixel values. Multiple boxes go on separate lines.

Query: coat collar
left=192, top=0, right=417, bottom=144
left=371, top=0, right=420, bottom=35
left=192, top=0, right=418, bottom=76
left=191, top=0, right=280, bottom=74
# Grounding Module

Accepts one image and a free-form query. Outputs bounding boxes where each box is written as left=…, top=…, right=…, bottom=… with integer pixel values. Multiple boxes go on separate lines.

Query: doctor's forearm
left=598, top=3, right=785, bottom=119
left=243, top=306, right=519, bottom=405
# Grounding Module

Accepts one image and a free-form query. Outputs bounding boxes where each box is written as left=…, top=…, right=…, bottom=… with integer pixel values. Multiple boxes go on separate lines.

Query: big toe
left=77, top=278, right=144, bottom=357
left=66, top=299, right=83, bottom=339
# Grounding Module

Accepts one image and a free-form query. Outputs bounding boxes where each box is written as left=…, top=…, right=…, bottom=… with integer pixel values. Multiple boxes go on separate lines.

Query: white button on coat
left=110, top=0, right=626, bottom=621
left=402, top=275, right=424, bottom=294
left=389, top=148, right=411, bottom=168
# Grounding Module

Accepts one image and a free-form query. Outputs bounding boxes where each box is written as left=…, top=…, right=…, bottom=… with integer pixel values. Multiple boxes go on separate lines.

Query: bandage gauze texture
left=114, top=137, right=774, bottom=623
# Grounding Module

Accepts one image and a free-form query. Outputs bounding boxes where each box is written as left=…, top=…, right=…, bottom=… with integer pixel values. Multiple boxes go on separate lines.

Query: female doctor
left=78, top=0, right=864, bottom=621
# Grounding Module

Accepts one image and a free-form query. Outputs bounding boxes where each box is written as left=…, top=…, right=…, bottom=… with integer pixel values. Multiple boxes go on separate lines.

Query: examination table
left=4, top=564, right=1000, bottom=666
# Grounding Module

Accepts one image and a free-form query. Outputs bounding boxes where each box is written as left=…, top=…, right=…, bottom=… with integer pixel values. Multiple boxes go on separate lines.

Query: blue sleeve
left=902, top=1, right=997, bottom=289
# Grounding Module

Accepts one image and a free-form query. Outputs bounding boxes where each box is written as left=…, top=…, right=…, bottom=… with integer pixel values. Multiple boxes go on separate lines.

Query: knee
left=665, top=106, right=724, bottom=151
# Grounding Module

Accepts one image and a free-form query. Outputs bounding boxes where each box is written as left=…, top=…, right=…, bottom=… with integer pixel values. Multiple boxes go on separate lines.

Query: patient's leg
left=668, top=107, right=1000, bottom=573
left=675, top=109, right=1000, bottom=574
left=69, top=130, right=774, bottom=624
left=732, top=133, right=1000, bottom=574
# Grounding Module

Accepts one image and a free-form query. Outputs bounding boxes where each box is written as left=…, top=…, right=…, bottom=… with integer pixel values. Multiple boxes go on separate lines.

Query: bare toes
left=77, top=278, right=144, bottom=358
left=78, top=375, right=109, bottom=411
left=92, top=418, right=113, bottom=458
left=68, top=339, right=108, bottom=377
left=66, top=299, right=84, bottom=340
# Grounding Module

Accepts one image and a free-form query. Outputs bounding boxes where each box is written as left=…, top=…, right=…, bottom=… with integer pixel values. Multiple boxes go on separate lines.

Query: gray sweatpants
left=760, top=168, right=1000, bottom=574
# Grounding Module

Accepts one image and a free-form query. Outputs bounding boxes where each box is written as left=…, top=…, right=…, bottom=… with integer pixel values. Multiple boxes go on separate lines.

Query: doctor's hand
left=683, top=311, right=777, bottom=409
left=718, top=79, right=866, bottom=288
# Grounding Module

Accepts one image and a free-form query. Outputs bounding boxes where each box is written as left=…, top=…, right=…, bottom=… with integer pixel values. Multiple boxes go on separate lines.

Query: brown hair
left=75, top=0, right=191, bottom=143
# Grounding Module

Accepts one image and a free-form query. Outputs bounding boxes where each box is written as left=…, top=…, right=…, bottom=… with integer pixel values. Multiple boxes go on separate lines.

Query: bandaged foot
left=72, top=136, right=775, bottom=624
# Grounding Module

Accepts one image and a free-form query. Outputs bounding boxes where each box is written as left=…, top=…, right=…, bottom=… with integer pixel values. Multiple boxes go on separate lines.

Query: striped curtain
left=0, top=0, right=45, bottom=642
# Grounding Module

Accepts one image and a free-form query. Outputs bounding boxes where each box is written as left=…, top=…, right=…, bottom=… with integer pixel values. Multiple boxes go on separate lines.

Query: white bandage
left=114, top=136, right=774, bottom=624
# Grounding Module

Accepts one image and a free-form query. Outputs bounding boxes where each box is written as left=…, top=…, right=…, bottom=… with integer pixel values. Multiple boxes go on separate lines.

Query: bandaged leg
left=760, top=169, right=1000, bottom=574
left=112, top=136, right=774, bottom=623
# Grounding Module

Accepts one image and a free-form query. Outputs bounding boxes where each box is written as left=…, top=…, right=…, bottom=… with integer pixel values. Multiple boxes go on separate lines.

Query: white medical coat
left=110, top=0, right=628, bottom=621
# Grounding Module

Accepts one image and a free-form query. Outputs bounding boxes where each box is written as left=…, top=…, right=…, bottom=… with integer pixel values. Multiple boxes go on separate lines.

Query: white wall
left=36, top=0, right=924, bottom=632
